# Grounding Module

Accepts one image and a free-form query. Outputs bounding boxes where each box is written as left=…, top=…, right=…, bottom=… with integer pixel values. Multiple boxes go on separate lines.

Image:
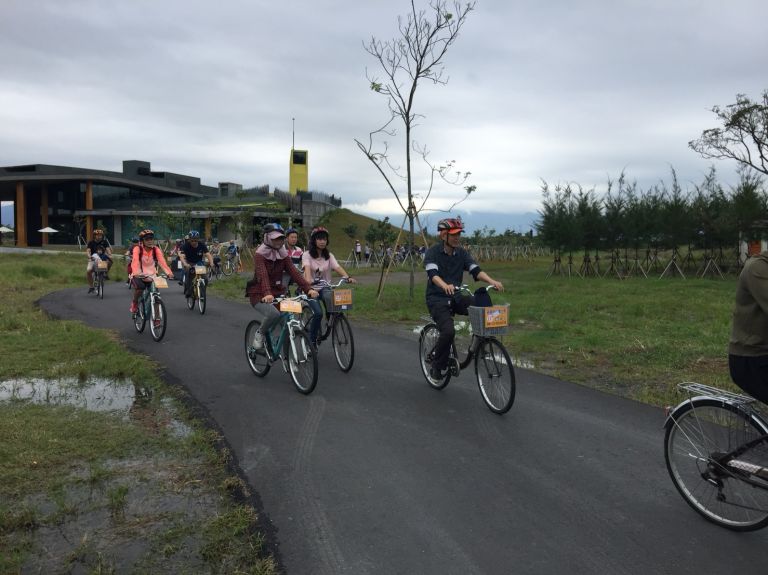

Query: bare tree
left=689, top=90, right=768, bottom=176
left=355, top=0, right=476, bottom=298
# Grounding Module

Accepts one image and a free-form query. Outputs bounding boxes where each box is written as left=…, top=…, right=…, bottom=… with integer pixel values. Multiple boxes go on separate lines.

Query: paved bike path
left=39, top=284, right=765, bottom=574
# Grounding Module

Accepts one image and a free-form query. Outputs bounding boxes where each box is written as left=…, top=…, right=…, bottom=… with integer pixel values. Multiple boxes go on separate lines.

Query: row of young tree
left=535, top=166, right=767, bottom=256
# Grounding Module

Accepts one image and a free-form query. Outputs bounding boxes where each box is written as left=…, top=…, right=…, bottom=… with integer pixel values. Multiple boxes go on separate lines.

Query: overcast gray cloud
left=1, top=0, right=766, bottom=221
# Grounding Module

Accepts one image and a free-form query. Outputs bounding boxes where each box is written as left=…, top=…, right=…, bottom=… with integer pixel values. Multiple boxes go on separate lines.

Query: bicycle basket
left=154, top=276, right=169, bottom=289
left=97, top=261, right=108, bottom=270
left=194, top=265, right=207, bottom=276
left=468, top=304, right=509, bottom=336
left=331, top=288, right=353, bottom=312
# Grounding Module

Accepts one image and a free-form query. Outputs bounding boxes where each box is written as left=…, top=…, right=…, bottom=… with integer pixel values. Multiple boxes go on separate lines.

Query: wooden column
left=204, top=217, right=212, bottom=241
left=41, top=185, right=49, bottom=246
left=15, top=182, right=27, bottom=247
left=85, top=180, right=93, bottom=240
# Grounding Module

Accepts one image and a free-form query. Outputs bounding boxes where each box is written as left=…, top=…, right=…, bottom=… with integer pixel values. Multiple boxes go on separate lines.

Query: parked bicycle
left=664, top=382, right=768, bottom=531
left=92, top=257, right=108, bottom=300
left=418, top=285, right=515, bottom=414
left=244, top=294, right=318, bottom=394
left=300, top=278, right=355, bottom=372
left=132, top=274, right=169, bottom=342
left=222, top=253, right=240, bottom=276
left=186, top=265, right=208, bottom=315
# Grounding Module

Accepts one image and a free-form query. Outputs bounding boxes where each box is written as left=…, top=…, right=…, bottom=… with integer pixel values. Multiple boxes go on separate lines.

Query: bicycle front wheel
left=665, top=398, right=768, bottom=531
left=419, top=324, right=451, bottom=390
left=98, top=274, right=104, bottom=299
left=331, top=313, right=355, bottom=372
left=475, top=338, right=516, bottom=414
left=287, top=328, right=317, bottom=394
left=149, top=297, right=167, bottom=342
left=245, top=320, right=271, bottom=377
left=222, top=260, right=233, bottom=276
left=133, top=297, right=146, bottom=333
left=186, top=280, right=195, bottom=310
left=198, top=280, right=206, bottom=315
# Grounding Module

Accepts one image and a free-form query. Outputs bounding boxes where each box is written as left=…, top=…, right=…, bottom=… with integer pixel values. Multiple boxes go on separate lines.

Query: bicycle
left=93, top=258, right=108, bottom=300
left=664, top=381, right=768, bottom=531
left=132, top=275, right=169, bottom=342
left=185, top=265, right=208, bottom=315
left=299, top=278, right=355, bottom=372
left=244, top=294, right=318, bottom=394
left=418, top=285, right=516, bottom=414
left=222, top=253, right=239, bottom=276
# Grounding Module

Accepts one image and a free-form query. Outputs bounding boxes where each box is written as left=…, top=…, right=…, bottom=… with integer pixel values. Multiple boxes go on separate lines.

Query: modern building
left=0, top=160, right=340, bottom=247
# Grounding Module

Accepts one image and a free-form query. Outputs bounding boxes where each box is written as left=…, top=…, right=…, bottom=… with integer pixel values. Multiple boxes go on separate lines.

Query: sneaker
left=178, top=280, right=184, bottom=286
left=429, top=365, right=445, bottom=381
left=87, top=287, right=95, bottom=294
left=130, top=302, right=138, bottom=313
left=153, top=318, right=162, bottom=328
left=252, top=330, right=264, bottom=349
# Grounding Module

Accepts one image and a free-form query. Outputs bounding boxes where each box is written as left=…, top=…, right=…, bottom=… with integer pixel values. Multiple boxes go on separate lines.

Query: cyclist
left=86, top=228, right=113, bottom=293
left=283, top=227, right=304, bottom=295
left=225, top=238, right=240, bottom=271
left=246, top=223, right=318, bottom=349
left=179, top=230, right=215, bottom=299
left=129, top=229, right=173, bottom=315
left=424, top=217, right=504, bottom=380
left=302, top=226, right=356, bottom=348
left=729, top=248, right=768, bottom=404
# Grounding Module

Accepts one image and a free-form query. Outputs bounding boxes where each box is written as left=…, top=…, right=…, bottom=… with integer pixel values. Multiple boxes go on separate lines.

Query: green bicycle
left=132, top=275, right=168, bottom=342
left=245, top=294, right=318, bottom=394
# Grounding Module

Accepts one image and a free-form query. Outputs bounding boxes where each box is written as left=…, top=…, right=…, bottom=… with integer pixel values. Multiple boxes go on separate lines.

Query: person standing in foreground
left=729, top=249, right=768, bottom=404
left=424, top=217, right=504, bottom=380
left=246, top=223, right=318, bottom=347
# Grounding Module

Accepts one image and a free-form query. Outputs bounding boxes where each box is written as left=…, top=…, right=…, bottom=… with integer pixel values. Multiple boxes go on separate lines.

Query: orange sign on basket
left=484, top=306, right=508, bottom=329
left=279, top=299, right=303, bottom=314
left=333, top=289, right=353, bottom=307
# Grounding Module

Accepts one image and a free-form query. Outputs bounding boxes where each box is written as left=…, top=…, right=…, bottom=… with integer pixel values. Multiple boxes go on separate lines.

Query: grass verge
left=0, top=252, right=278, bottom=574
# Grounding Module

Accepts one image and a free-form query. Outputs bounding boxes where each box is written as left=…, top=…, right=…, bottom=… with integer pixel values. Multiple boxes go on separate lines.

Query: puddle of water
left=0, top=377, right=192, bottom=437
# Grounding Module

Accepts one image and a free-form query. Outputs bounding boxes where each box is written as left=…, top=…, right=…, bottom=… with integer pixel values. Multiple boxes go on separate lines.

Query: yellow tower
left=289, top=149, right=308, bottom=196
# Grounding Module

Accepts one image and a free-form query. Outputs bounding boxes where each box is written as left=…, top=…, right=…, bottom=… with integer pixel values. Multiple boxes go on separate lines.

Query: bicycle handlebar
left=454, top=284, right=498, bottom=293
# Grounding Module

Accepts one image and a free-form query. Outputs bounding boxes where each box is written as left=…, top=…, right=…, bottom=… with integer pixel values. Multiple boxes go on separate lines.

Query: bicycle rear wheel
left=331, top=313, right=355, bottom=372
left=186, top=279, right=195, bottom=310
left=133, top=297, right=146, bottom=333
left=198, top=280, right=206, bottom=315
left=665, top=397, right=768, bottom=531
left=419, top=324, right=451, bottom=390
left=149, top=297, right=167, bottom=342
left=287, top=328, right=317, bottom=394
left=222, top=260, right=233, bottom=276
left=475, top=338, right=516, bottom=414
left=245, top=319, right=271, bottom=376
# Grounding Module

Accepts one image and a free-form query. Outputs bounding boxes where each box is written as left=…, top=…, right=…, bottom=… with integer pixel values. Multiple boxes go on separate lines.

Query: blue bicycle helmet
left=262, top=222, right=285, bottom=235
left=188, top=230, right=201, bottom=239
left=285, top=227, right=298, bottom=236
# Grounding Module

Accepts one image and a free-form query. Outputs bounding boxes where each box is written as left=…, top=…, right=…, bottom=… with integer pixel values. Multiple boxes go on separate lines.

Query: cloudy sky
left=1, top=0, right=766, bottom=224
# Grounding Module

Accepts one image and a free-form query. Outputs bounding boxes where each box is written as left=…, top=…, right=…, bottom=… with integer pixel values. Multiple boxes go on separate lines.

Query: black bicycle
left=300, top=278, right=356, bottom=372
left=664, top=382, right=768, bottom=531
left=418, top=285, right=516, bottom=414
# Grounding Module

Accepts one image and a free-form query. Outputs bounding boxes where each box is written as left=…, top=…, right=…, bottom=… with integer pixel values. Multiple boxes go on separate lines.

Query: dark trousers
left=729, top=354, right=768, bottom=405
left=428, top=294, right=474, bottom=371
left=184, top=268, right=199, bottom=297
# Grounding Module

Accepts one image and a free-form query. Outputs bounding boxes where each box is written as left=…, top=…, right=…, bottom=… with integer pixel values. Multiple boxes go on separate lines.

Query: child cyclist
left=129, top=229, right=174, bottom=315
left=302, top=226, right=356, bottom=348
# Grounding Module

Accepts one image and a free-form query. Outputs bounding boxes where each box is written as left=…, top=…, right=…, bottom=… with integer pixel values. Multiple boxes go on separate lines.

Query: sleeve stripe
left=425, top=263, right=438, bottom=271
left=468, top=263, right=479, bottom=272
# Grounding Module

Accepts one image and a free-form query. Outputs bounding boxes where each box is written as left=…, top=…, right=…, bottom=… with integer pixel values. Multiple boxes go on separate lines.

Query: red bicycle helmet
left=437, top=217, right=464, bottom=235
left=310, top=226, right=329, bottom=239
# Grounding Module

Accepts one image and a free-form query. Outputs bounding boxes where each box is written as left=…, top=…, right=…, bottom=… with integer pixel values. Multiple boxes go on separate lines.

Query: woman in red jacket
left=246, top=223, right=318, bottom=347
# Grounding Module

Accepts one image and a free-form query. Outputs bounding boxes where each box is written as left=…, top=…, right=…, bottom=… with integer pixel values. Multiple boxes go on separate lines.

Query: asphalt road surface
left=39, top=281, right=766, bottom=575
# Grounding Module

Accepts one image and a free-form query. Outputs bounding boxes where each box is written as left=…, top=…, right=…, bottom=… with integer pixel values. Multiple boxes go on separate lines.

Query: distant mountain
left=418, top=211, right=540, bottom=236
left=0, top=203, right=13, bottom=227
